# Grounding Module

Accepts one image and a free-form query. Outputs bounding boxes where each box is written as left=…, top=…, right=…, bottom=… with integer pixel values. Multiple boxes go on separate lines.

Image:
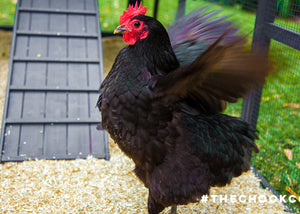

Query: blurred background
left=0, top=0, right=299, bottom=213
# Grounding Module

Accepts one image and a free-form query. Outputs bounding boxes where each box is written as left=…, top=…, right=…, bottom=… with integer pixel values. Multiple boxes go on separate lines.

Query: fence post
left=241, top=0, right=276, bottom=159
left=128, top=0, right=142, bottom=6
left=241, top=0, right=276, bottom=127
left=153, top=0, right=159, bottom=18
left=177, top=0, right=186, bottom=19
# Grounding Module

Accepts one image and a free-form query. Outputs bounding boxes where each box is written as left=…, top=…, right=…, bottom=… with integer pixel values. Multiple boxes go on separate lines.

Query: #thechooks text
left=200, top=194, right=299, bottom=204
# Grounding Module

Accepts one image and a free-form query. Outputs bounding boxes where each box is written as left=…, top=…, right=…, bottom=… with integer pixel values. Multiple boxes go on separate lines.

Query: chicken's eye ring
left=134, top=21, right=140, bottom=28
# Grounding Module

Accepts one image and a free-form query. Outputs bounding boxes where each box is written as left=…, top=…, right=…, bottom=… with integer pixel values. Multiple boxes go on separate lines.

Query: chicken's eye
left=134, top=21, right=140, bottom=28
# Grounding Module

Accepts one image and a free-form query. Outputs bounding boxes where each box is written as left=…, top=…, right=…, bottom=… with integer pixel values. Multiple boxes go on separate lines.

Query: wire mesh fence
left=194, top=1, right=300, bottom=212
left=254, top=1, right=299, bottom=213
left=257, top=39, right=300, bottom=212
left=275, top=1, right=300, bottom=33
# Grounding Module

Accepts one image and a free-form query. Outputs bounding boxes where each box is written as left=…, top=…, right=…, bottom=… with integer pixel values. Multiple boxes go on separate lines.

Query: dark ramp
left=0, top=0, right=109, bottom=162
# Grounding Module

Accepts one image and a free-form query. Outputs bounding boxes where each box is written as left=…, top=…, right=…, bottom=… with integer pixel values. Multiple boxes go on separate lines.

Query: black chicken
left=97, top=2, right=272, bottom=214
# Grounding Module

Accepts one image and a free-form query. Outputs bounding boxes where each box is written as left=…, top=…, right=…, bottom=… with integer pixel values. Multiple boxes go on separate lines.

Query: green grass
left=1, top=0, right=300, bottom=213
left=254, top=41, right=300, bottom=213
left=0, top=0, right=16, bottom=26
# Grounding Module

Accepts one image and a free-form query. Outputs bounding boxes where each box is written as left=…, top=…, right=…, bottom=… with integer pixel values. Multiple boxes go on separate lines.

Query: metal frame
left=241, top=0, right=300, bottom=125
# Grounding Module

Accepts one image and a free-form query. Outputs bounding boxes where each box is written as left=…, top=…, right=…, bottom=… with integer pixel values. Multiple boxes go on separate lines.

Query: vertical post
left=128, top=0, right=141, bottom=6
left=177, top=0, right=186, bottom=19
left=241, top=0, right=276, bottom=127
left=153, top=0, right=159, bottom=19
left=241, top=0, right=277, bottom=158
left=128, top=0, right=159, bottom=19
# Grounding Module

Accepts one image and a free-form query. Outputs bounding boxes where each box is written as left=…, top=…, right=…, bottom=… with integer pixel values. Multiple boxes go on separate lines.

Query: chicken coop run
left=0, top=0, right=299, bottom=213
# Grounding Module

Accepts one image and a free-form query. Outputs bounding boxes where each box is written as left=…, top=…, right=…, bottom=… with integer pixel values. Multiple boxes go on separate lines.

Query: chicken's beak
left=114, top=25, right=129, bottom=34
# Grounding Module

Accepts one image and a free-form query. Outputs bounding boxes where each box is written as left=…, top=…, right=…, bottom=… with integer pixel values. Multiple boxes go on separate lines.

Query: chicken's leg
left=170, top=206, right=177, bottom=214
left=148, top=194, right=164, bottom=214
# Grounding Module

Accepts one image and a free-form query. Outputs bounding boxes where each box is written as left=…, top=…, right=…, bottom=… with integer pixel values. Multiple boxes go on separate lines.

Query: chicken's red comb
left=120, top=1, right=147, bottom=25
